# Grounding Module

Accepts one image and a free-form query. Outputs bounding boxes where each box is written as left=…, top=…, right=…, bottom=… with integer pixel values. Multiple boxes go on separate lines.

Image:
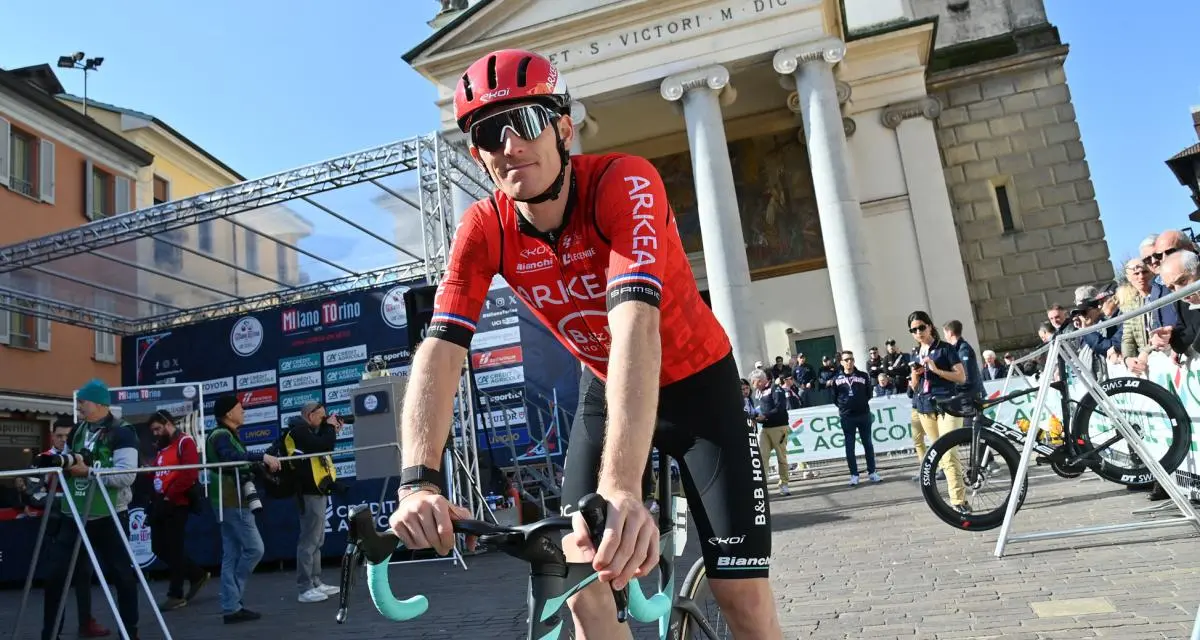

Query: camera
left=339, top=414, right=356, bottom=425
left=35, top=451, right=92, bottom=470
left=241, top=476, right=263, bottom=514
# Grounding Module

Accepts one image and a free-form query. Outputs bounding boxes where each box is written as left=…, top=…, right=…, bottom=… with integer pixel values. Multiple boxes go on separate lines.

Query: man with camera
left=29, top=416, right=111, bottom=637
left=147, top=410, right=209, bottom=612
left=206, top=396, right=280, bottom=624
left=40, top=380, right=139, bottom=640
left=288, top=402, right=344, bottom=603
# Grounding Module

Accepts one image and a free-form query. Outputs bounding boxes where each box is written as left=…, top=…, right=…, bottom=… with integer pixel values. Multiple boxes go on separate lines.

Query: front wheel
left=672, top=558, right=731, bottom=639
left=920, top=426, right=1028, bottom=531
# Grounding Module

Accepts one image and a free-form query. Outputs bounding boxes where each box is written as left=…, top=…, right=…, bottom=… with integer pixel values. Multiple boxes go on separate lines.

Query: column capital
left=881, top=96, right=942, bottom=129
left=835, top=81, right=852, bottom=105
left=772, top=37, right=847, bottom=75
left=570, top=100, right=587, bottom=124
left=842, top=117, right=856, bottom=138
left=660, top=64, right=735, bottom=105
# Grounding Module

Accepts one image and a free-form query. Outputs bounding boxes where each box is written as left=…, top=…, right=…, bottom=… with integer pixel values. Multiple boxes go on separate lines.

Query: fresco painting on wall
left=650, top=130, right=825, bottom=279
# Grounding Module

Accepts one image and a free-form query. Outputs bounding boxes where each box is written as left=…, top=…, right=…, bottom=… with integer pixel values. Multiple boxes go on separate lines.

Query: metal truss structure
left=0, top=132, right=492, bottom=335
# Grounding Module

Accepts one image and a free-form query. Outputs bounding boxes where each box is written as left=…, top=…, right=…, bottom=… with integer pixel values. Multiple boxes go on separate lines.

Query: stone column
left=882, top=97, right=981, bottom=348
left=774, top=38, right=877, bottom=359
left=570, top=101, right=587, bottom=155
left=661, top=65, right=765, bottom=374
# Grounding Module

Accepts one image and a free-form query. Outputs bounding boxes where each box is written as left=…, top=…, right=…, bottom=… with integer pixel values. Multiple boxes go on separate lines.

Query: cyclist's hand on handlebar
left=571, top=489, right=659, bottom=591
left=387, top=490, right=472, bottom=556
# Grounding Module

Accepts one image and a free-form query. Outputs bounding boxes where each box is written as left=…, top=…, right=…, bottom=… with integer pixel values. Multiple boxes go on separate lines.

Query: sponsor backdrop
left=0, top=277, right=591, bottom=582
left=468, top=277, right=576, bottom=472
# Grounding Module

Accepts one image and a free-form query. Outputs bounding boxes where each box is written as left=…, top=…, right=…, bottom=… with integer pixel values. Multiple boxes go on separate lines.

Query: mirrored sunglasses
left=470, top=104, right=557, bottom=153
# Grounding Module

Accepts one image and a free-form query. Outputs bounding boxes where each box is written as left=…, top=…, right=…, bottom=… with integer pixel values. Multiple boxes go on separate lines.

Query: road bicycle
left=336, top=448, right=732, bottom=639
left=919, top=369, right=1191, bottom=531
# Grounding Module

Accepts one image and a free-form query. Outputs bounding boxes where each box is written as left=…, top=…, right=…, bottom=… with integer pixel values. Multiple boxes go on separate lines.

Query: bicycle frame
left=968, top=357, right=1135, bottom=475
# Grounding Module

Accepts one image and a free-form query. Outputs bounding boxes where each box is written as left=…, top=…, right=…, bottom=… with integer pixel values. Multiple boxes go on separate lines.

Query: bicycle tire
left=1073, top=377, right=1192, bottom=486
left=920, top=427, right=1028, bottom=532
left=673, top=558, right=729, bottom=639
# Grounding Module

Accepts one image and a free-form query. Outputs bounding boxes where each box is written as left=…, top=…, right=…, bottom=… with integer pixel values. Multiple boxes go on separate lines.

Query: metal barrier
left=3, top=467, right=124, bottom=640
left=992, top=275, right=1200, bottom=559
left=14, top=441, right=471, bottom=640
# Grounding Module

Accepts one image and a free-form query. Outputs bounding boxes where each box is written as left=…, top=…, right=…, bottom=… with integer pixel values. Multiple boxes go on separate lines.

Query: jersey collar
left=515, top=170, right=578, bottom=246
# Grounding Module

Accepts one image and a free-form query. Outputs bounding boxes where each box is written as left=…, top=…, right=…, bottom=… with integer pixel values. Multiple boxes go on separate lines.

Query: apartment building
left=0, top=64, right=152, bottom=469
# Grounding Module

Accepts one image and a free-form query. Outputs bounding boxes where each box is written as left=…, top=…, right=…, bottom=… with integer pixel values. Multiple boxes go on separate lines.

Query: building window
left=277, top=242, right=288, bottom=282
left=198, top=220, right=213, bottom=252
left=995, top=184, right=1016, bottom=232
left=9, top=128, right=36, bottom=198
left=92, top=167, right=112, bottom=218
left=8, top=311, right=37, bottom=349
left=153, top=176, right=170, bottom=205
left=93, top=294, right=117, bottom=363
left=245, top=232, right=258, bottom=271
left=153, top=229, right=185, bottom=273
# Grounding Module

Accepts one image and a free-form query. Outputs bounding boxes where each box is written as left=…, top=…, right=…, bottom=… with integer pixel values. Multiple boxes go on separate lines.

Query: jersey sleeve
left=427, top=204, right=498, bottom=349
left=594, top=156, right=672, bottom=311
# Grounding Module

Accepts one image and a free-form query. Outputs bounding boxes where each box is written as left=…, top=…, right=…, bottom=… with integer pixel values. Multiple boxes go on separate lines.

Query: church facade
left=405, top=0, right=1112, bottom=371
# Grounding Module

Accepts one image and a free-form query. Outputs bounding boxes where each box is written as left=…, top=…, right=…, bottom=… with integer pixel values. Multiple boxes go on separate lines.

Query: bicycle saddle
left=934, top=394, right=980, bottom=418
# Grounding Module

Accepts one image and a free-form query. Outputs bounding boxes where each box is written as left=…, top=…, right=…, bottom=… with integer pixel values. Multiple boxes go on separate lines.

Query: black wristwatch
left=399, top=465, right=443, bottom=489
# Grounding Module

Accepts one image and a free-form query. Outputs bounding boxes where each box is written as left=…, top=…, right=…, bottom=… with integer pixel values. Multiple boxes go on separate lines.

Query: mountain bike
left=919, top=372, right=1191, bottom=531
left=336, top=448, right=732, bottom=639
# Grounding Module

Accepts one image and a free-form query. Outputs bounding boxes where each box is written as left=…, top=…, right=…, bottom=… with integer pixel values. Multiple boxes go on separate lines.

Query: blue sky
left=3, top=0, right=1197, bottom=270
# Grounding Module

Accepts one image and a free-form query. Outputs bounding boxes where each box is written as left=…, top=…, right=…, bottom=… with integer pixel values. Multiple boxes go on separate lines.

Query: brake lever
left=578, top=493, right=630, bottom=623
left=335, top=541, right=362, bottom=624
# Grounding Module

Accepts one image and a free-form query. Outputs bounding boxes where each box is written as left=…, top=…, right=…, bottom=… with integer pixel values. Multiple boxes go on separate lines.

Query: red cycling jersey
left=428, top=153, right=731, bottom=386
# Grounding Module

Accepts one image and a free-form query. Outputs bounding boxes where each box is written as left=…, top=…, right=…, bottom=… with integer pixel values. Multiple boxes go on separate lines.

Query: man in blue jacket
left=828, top=352, right=880, bottom=487
left=750, top=369, right=793, bottom=496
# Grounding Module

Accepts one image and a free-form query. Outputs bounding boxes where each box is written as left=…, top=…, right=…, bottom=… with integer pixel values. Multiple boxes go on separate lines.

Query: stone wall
left=929, top=48, right=1113, bottom=352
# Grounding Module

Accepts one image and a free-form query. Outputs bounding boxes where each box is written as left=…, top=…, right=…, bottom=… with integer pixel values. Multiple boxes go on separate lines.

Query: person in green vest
left=41, top=379, right=140, bottom=640
left=206, top=395, right=280, bottom=625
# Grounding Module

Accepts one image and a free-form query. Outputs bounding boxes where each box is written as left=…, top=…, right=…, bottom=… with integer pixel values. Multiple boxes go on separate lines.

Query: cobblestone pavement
left=2, top=458, right=1198, bottom=639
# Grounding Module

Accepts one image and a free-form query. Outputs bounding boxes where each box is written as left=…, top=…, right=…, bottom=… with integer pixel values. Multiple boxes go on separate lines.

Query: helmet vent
left=461, top=73, right=474, bottom=101
left=486, top=55, right=498, bottom=89
left=516, top=56, right=532, bottom=87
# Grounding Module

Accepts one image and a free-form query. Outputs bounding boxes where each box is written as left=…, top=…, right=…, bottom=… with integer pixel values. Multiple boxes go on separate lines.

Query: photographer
left=206, top=396, right=280, bottom=624
left=289, top=402, right=342, bottom=604
left=34, top=417, right=110, bottom=638
left=148, top=411, right=208, bottom=611
left=41, top=380, right=138, bottom=640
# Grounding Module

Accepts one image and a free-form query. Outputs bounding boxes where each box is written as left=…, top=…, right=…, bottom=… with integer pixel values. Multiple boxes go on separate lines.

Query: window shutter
left=0, top=307, right=9, bottom=345
left=39, top=139, right=55, bottom=204
left=37, top=316, right=51, bottom=351
left=0, top=117, right=10, bottom=188
left=115, top=175, right=131, bottom=214
left=83, top=159, right=95, bottom=219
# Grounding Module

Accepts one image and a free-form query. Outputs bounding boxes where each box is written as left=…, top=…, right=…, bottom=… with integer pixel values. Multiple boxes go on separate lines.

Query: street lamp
left=56, top=51, right=103, bottom=115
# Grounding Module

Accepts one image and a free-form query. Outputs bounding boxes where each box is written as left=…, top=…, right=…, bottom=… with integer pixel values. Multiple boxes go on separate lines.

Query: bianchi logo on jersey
left=516, top=258, right=554, bottom=273
left=717, top=556, right=769, bottom=568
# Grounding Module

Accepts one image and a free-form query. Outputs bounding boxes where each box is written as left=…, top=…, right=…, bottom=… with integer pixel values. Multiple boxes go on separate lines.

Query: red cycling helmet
left=455, top=49, right=574, bottom=204
left=454, top=49, right=570, bottom=133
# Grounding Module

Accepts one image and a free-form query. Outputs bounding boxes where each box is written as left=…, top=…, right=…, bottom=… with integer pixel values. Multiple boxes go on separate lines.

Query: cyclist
left=387, top=49, right=783, bottom=639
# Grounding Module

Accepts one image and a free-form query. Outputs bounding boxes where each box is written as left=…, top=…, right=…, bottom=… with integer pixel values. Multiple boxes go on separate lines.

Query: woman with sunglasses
left=387, top=50, right=784, bottom=639
left=907, top=311, right=970, bottom=514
